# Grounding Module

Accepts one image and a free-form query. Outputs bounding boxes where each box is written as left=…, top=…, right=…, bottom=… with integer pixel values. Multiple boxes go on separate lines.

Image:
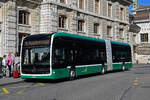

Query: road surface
left=0, top=64, right=150, bottom=100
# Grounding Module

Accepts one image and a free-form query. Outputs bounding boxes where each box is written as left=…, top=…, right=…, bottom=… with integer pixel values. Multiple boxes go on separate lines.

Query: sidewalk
left=0, top=77, right=24, bottom=86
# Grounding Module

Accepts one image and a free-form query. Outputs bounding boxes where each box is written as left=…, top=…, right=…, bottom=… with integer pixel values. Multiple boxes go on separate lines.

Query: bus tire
left=101, top=66, right=105, bottom=75
left=70, top=68, right=76, bottom=80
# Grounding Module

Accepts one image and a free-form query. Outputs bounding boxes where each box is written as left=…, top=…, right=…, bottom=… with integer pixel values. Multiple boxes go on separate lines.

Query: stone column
left=1, top=0, right=17, bottom=56
left=40, top=1, right=58, bottom=34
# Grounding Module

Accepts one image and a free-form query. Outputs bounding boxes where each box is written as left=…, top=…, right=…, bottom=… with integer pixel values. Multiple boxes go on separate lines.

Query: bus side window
left=65, top=49, right=74, bottom=65
left=53, top=48, right=66, bottom=66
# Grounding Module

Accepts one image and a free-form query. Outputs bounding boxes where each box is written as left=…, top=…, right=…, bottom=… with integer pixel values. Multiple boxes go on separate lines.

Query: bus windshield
left=22, top=46, right=50, bottom=65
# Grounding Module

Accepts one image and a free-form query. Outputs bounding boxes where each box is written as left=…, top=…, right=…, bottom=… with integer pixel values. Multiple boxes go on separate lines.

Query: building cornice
left=22, top=0, right=41, bottom=5
left=135, top=20, right=150, bottom=23
left=122, top=0, right=133, bottom=4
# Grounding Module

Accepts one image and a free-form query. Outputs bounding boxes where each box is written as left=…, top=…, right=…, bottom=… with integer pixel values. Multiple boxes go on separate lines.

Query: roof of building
left=136, top=5, right=150, bottom=10
left=134, top=6, right=150, bottom=20
left=134, top=12, right=149, bottom=20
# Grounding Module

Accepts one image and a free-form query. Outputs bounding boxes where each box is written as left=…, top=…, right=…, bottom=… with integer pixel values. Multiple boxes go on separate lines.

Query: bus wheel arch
left=101, top=64, right=105, bottom=75
left=122, top=62, right=125, bottom=71
left=70, top=67, right=76, bottom=80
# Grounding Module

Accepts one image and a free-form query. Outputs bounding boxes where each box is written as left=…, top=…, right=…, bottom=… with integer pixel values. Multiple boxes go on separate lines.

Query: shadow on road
left=23, top=69, right=131, bottom=84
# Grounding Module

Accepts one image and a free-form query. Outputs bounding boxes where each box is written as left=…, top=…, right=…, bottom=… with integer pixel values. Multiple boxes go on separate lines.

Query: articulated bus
left=20, top=32, right=132, bottom=80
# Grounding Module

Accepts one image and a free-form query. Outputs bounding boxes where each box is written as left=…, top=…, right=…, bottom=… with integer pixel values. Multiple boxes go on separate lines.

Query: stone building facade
left=133, top=6, right=150, bottom=64
left=0, top=0, right=40, bottom=56
left=0, top=0, right=132, bottom=58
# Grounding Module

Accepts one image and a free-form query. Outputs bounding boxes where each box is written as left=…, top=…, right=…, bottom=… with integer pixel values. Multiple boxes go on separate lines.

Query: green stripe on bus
left=111, top=40, right=130, bottom=46
left=21, top=62, right=132, bottom=79
left=125, top=62, right=133, bottom=69
left=52, top=68, right=70, bottom=79
left=113, top=63, right=122, bottom=70
left=21, top=68, right=70, bottom=79
left=76, top=65, right=102, bottom=76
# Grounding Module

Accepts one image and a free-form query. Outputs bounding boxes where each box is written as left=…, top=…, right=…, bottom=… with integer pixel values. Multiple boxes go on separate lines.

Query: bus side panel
left=112, top=63, right=122, bottom=70
left=21, top=75, right=52, bottom=79
left=76, top=65, right=102, bottom=76
left=125, top=62, right=132, bottom=69
left=52, top=68, right=70, bottom=79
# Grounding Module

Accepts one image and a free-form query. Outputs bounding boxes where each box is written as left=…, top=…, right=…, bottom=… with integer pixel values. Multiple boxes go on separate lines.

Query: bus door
left=105, top=40, right=113, bottom=71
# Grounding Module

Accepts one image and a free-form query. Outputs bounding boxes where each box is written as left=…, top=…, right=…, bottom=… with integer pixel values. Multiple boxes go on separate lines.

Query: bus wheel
left=122, top=65, right=125, bottom=71
left=70, top=68, right=76, bottom=80
left=101, top=67, right=105, bottom=75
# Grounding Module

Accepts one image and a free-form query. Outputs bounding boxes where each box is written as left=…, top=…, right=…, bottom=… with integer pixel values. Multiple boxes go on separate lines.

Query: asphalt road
left=0, top=64, right=150, bottom=100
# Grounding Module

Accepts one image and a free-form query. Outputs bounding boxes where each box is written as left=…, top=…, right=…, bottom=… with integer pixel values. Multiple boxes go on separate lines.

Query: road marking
left=8, top=82, right=45, bottom=89
left=1, top=83, right=46, bottom=95
left=2, top=88, right=9, bottom=94
left=16, top=83, right=45, bottom=94
left=134, top=80, right=138, bottom=83
left=136, top=77, right=139, bottom=80
left=133, top=77, right=139, bottom=86
left=134, top=82, right=138, bottom=86
left=17, top=88, right=28, bottom=94
left=0, top=92, right=4, bottom=96
left=39, top=83, right=45, bottom=86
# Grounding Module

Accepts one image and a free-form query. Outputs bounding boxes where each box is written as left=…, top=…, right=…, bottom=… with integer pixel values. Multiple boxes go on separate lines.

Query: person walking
left=7, top=53, right=12, bottom=77
left=13, top=53, right=20, bottom=78
left=11, top=53, right=15, bottom=75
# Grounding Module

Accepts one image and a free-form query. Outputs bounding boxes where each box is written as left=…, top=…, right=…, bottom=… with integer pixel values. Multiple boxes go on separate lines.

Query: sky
left=129, top=0, right=150, bottom=13
left=138, top=0, right=150, bottom=6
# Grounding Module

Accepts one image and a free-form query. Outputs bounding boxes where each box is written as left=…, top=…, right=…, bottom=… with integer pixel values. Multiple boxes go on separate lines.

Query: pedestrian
left=14, top=53, right=20, bottom=72
left=7, top=53, right=12, bottom=77
left=12, top=53, right=20, bottom=78
left=11, top=53, right=15, bottom=75
left=2, top=55, right=7, bottom=76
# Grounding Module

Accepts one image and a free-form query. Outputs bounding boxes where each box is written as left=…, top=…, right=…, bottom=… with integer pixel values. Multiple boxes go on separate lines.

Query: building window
left=95, top=0, right=100, bottom=13
left=108, top=3, right=112, bottom=17
left=120, top=8, right=124, bottom=20
left=79, top=0, right=84, bottom=9
left=94, top=23, right=99, bottom=34
left=119, top=29, right=123, bottom=38
left=78, top=20, right=84, bottom=32
left=141, top=33, right=148, bottom=42
left=107, top=26, right=112, bottom=38
left=60, top=0, right=66, bottom=4
left=59, top=15, right=67, bottom=29
left=19, top=10, right=30, bottom=25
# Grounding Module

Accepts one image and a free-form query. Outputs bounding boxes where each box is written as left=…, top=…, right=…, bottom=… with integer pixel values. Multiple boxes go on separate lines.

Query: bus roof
left=54, top=32, right=130, bottom=46
left=24, top=34, right=51, bottom=41
left=24, top=32, right=130, bottom=47
left=111, top=40, right=130, bottom=46
left=54, top=32, right=105, bottom=43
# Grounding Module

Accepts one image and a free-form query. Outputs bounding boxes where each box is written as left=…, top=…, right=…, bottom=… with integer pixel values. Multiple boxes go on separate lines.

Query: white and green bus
left=20, top=32, right=132, bottom=80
